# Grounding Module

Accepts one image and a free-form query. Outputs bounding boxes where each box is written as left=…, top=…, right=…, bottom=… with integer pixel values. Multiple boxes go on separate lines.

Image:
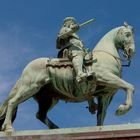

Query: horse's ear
left=124, top=21, right=129, bottom=27
left=124, top=22, right=134, bottom=33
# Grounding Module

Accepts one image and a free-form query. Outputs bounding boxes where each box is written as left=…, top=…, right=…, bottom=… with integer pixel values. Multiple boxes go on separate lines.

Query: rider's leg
left=72, top=54, right=87, bottom=82
left=69, top=46, right=95, bottom=82
left=69, top=46, right=87, bottom=82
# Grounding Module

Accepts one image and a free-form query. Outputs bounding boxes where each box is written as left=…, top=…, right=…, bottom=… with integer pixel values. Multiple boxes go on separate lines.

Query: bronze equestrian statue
left=0, top=18, right=135, bottom=134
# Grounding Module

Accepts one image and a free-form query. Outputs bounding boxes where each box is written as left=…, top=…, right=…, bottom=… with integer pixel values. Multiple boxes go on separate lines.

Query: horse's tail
left=0, top=78, right=21, bottom=130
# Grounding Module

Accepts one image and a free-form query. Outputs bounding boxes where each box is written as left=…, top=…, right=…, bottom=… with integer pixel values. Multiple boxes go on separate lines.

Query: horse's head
left=115, top=22, right=135, bottom=60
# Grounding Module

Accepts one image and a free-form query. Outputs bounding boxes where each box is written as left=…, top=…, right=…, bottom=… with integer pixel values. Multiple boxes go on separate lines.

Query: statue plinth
left=0, top=124, right=140, bottom=140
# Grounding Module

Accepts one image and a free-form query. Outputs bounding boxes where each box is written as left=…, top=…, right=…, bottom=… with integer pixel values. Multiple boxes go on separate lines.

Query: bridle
left=119, top=50, right=131, bottom=67
left=93, top=50, right=131, bottom=67
left=114, top=27, right=133, bottom=67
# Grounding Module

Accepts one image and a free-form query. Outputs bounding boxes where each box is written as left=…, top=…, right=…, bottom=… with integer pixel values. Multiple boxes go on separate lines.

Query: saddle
left=46, top=49, right=96, bottom=82
left=46, top=49, right=95, bottom=68
left=57, top=48, right=94, bottom=65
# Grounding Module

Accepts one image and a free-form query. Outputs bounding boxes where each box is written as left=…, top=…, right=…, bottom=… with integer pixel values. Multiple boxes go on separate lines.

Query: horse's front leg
left=96, top=72, right=134, bottom=116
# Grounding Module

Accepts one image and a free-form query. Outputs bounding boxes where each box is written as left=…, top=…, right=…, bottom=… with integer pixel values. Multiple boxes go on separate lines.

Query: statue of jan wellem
left=56, top=17, right=94, bottom=82
left=0, top=16, right=135, bottom=135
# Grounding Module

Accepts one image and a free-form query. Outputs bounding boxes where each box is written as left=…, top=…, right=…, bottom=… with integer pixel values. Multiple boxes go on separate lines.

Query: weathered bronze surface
left=0, top=20, right=135, bottom=135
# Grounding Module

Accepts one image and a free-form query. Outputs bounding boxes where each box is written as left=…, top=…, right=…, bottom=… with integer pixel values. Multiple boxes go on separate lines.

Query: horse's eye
left=126, top=32, right=131, bottom=37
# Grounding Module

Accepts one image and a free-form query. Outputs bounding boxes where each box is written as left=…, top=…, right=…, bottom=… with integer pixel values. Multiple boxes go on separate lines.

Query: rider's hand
left=71, top=24, right=80, bottom=32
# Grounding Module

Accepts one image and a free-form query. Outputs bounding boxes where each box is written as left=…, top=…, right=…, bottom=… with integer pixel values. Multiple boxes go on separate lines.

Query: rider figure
left=56, top=17, right=92, bottom=82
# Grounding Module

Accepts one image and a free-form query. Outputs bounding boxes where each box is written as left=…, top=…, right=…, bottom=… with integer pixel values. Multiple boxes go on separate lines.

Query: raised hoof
left=88, top=103, right=98, bottom=114
left=115, top=104, right=132, bottom=116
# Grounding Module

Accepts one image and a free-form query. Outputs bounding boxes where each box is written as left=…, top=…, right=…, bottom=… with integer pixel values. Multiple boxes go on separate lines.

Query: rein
left=93, top=50, right=131, bottom=67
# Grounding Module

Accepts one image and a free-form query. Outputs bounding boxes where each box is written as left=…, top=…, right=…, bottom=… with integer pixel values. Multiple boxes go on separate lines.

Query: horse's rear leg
left=34, top=94, right=59, bottom=129
left=0, top=107, right=18, bottom=131
left=2, top=83, right=40, bottom=133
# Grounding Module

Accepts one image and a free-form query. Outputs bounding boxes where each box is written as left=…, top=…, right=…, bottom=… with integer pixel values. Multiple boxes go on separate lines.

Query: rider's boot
left=84, top=51, right=94, bottom=81
left=72, top=55, right=87, bottom=82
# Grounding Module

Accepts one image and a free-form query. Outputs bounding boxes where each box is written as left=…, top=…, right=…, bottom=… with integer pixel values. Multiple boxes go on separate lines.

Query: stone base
left=0, top=124, right=140, bottom=140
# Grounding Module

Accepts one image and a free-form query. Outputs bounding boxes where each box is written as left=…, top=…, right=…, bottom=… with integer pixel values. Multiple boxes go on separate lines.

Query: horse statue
left=0, top=22, right=135, bottom=133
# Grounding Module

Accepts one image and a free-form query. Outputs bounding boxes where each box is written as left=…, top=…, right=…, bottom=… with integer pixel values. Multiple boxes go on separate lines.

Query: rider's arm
left=58, top=25, right=79, bottom=39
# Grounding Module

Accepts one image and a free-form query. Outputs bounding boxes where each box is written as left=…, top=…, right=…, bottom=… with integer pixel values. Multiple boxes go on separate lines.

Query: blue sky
left=0, top=0, right=140, bottom=130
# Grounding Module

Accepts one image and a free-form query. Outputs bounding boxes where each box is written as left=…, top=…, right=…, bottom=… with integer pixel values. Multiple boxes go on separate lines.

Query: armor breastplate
left=69, top=37, right=84, bottom=49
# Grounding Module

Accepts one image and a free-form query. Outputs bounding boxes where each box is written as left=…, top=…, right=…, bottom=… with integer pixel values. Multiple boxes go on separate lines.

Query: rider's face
left=64, top=20, right=75, bottom=28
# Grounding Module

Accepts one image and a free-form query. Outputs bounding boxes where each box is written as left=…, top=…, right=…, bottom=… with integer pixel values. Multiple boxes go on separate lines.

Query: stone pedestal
left=0, top=124, right=140, bottom=140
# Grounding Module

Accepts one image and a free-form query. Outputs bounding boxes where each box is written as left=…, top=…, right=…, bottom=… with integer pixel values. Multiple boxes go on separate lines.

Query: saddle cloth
left=46, top=57, right=94, bottom=68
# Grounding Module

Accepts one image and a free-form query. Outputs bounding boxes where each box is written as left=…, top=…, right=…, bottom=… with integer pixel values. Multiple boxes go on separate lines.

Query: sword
left=79, top=18, right=95, bottom=27
left=58, top=18, right=95, bottom=38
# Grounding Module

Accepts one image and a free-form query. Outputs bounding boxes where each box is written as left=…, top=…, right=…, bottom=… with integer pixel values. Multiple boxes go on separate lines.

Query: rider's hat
left=63, top=17, right=76, bottom=24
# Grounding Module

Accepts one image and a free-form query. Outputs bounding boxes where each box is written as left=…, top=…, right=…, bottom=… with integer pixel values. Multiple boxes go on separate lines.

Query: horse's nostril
left=129, top=49, right=131, bottom=54
left=128, top=48, right=135, bottom=59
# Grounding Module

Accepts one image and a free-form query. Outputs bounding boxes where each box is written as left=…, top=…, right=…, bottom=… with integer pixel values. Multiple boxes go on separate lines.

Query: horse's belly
left=48, top=67, right=95, bottom=101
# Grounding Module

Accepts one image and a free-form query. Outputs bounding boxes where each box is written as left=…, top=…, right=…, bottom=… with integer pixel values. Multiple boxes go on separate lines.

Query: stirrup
left=87, top=72, right=94, bottom=81
left=76, top=73, right=87, bottom=83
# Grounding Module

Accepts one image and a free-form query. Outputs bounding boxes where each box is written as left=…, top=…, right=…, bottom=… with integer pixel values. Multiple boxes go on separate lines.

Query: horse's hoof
left=5, top=127, right=14, bottom=136
left=115, top=104, right=132, bottom=116
left=87, top=103, right=98, bottom=114
left=50, top=124, right=59, bottom=129
left=5, top=130, right=14, bottom=136
left=2, top=124, right=14, bottom=135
